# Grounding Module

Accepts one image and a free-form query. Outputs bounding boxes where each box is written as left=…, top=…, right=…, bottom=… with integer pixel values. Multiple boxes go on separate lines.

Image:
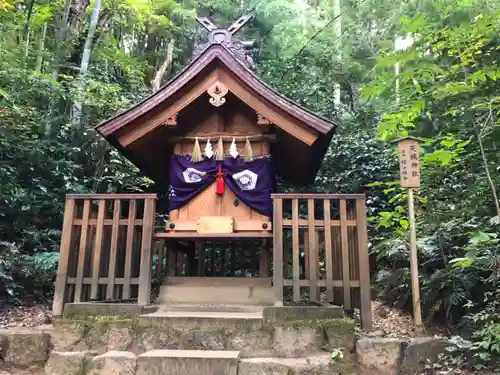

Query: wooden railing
left=52, top=194, right=157, bottom=316
left=272, top=194, right=372, bottom=331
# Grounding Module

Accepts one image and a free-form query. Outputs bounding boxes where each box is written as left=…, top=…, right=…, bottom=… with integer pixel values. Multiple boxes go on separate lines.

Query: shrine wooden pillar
left=259, top=239, right=269, bottom=277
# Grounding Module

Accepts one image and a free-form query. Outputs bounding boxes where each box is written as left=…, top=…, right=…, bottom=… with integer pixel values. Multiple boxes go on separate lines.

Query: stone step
left=45, top=351, right=356, bottom=375
left=157, top=284, right=275, bottom=305
left=136, top=311, right=326, bottom=358
left=165, top=276, right=272, bottom=287
left=49, top=308, right=352, bottom=359
left=49, top=305, right=353, bottom=359
left=139, top=309, right=264, bottom=331
left=136, top=349, right=240, bottom=375
left=239, top=353, right=358, bottom=375
left=157, top=303, right=266, bottom=313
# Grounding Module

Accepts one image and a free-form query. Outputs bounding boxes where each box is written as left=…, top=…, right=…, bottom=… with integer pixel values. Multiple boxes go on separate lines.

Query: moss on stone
left=50, top=314, right=355, bottom=358
left=79, top=355, right=94, bottom=375
left=263, top=317, right=354, bottom=331
left=56, top=315, right=353, bottom=341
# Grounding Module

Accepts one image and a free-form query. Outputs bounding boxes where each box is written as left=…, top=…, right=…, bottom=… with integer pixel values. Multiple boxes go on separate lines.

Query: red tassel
left=216, top=164, right=224, bottom=195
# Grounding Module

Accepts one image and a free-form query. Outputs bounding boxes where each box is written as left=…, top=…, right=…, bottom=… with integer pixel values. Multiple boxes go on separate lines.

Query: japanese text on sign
left=397, top=139, right=420, bottom=188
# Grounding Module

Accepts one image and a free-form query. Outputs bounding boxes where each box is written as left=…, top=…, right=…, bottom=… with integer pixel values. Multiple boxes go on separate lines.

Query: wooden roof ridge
left=96, top=43, right=338, bottom=138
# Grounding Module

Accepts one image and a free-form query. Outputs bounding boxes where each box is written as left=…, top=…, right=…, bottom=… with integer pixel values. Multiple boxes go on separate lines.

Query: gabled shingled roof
left=95, top=43, right=338, bottom=187
left=96, top=44, right=337, bottom=137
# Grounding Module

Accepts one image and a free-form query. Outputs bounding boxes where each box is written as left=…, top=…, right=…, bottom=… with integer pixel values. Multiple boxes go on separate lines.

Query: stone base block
left=356, top=337, right=403, bottom=375
left=136, top=350, right=239, bottom=375
left=263, top=306, right=344, bottom=323
left=273, top=327, right=324, bottom=357
left=63, top=303, right=157, bottom=318
left=239, top=354, right=355, bottom=375
left=88, top=351, right=137, bottom=375
left=400, top=337, right=448, bottom=375
left=1, top=331, right=49, bottom=367
left=44, top=351, right=89, bottom=375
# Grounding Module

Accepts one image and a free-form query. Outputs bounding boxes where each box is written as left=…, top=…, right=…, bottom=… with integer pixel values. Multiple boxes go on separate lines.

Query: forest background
left=0, top=0, right=499, bottom=370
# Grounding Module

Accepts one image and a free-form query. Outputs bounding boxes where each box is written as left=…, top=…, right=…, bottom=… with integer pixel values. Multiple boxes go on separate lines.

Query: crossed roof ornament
left=194, top=14, right=256, bottom=69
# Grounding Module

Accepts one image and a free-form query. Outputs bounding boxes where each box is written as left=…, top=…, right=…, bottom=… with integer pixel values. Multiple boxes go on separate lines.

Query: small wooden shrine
left=97, top=15, right=335, bottom=234
left=52, top=14, right=372, bottom=330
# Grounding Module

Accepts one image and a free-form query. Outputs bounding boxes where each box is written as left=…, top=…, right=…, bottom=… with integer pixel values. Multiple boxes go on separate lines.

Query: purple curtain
left=168, top=155, right=273, bottom=217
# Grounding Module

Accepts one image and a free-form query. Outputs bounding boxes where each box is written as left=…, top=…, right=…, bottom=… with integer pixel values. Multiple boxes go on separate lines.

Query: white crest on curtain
left=183, top=168, right=206, bottom=183
left=232, top=170, right=258, bottom=191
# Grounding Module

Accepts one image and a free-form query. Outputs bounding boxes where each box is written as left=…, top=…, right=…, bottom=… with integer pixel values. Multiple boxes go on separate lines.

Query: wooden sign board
left=197, top=216, right=234, bottom=234
left=397, top=138, right=421, bottom=188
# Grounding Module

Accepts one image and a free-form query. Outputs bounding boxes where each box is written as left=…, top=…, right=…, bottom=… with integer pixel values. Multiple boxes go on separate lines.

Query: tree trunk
left=22, top=0, right=36, bottom=42
left=145, top=31, right=158, bottom=85
left=51, top=0, right=72, bottom=81
left=35, top=22, right=48, bottom=73
left=475, top=125, right=500, bottom=217
left=71, top=0, right=101, bottom=129
left=24, top=29, right=30, bottom=58
left=151, top=39, right=174, bottom=92
left=332, top=0, right=341, bottom=106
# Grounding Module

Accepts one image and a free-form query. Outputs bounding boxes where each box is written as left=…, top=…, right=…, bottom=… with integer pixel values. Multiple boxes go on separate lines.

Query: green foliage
left=330, top=348, right=344, bottom=362
left=362, top=3, right=500, bottom=367
left=0, top=0, right=173, bottom=303
left=0, top=242, right=23, bottom=301
left=1, top=0, right=500, bottom=369
left=427, top=291, right=500, bottom=371
left=468, top=291, right=500, bottom=366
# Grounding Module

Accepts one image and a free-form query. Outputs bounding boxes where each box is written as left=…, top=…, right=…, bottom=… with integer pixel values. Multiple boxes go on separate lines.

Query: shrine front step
left=136, top=310, right=328, bottom=358
left=158, top=277, right=275, bottom=306
left=139, top=309, right=263, bottom=331
left=136, top=350, right=240, bottom=375
left=159, top=303, right=266, bottom=314
left=48, top=350, right=345, bottom=375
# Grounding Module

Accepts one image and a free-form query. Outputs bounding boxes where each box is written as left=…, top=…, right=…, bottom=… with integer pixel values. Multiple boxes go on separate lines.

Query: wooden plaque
left=397, top=138, right=420, bottom=188
left=197, top=216, right=234, bottom=234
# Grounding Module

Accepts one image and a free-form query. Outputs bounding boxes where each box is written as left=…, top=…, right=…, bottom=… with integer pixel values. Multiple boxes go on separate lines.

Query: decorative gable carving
left=207, top=81, right=229, bottom=107
left=257, top=113, right=272, bottom=125
left=163, top=113, right=177, bottom=126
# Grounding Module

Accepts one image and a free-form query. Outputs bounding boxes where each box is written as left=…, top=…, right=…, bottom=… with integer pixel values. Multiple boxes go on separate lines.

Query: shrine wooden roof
left=95, top=43, right=338, bottom=187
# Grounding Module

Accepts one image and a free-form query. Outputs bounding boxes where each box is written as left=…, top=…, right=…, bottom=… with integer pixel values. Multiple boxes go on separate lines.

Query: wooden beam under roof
left=116, top=66, right=319, bottom=147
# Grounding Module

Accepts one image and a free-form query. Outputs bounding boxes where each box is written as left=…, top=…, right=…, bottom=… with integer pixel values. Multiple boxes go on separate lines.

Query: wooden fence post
left=307, top=199, right=318, bottom=301
left=123, top=199, right=136, bottom=300
left=90, top=199, right=106, bottom=300
left=138, top=197, right=156, bottom=306
left=74, top=199, right=90, bottom=303
left=106, top=199, right=121, bottom=300
left=291, top=199, right=300, bottom=302
left=272, top=198, right=284, bottom=306
left=154, top=240, right=164, bottom=279
left=340, top=199, right=351, bottom=310
left=52, top=198, right=75, bottom=316
left=356, top=198, right=372, bottom=331
left=323, top=199, right=334, bottom=303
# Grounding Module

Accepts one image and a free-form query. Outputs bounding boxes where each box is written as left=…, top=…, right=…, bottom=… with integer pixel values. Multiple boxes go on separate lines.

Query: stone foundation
left=355, top=337, right=451, bottom=375
left=63, top=303, right=158, bottom=318
left=46, top=314, right=354, bottom=358
left=0, top=308, right=451, bottom=375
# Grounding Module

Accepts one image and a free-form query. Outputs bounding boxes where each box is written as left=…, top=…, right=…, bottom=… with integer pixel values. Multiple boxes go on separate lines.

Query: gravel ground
left=355, top=300, right=447, bottom=339
left=0, top=304, right=52, bottom=329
